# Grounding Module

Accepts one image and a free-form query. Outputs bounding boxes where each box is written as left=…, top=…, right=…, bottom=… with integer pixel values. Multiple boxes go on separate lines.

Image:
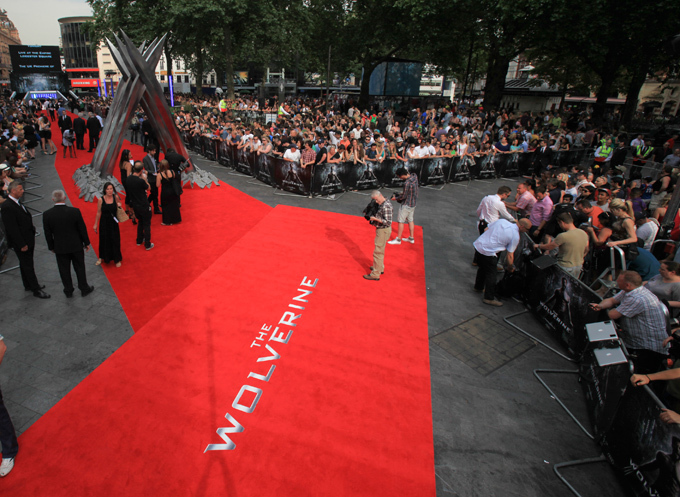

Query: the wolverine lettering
left=205, top=276, right=319, bottom=452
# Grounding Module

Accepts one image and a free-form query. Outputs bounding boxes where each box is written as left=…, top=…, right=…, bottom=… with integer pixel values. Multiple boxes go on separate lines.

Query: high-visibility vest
left=219, top=99, right=228, bottom=111
left=278, top=105, right=285, bottom=116
left=636, top=145, right=652, bottom=159
left=598, top=145, right=612, bottom=157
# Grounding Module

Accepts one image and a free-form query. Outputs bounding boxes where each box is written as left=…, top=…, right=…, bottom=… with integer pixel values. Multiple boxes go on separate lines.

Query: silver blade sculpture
left=94, top=31, right=187, bottom=176
left=73, top=31, right=218, bottom=201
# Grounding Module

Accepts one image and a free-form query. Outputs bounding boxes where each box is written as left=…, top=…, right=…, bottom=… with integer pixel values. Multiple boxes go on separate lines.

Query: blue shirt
left=627, top=248, right=660, bottom=281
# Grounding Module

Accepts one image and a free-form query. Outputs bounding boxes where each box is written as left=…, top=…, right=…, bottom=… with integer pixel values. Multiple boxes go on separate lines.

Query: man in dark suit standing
left=72, top=112, right=87, bottom=150
left=126, top=163, right=154, bottom=250
left=42, top=190, right=94, bottom=298
left=142, top=145, right=161, bottom=214
left=58, top=112, right=73, bottom=134
left=0, top=181, right=50, bottom=298
left=533, top=139, right=553, bottom=176
left=86, top=112, right=102, bottom=153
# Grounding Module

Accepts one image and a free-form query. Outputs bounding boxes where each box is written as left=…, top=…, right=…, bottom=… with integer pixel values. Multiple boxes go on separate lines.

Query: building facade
left=58, top=16, right=100, bottom=93
left=0, top=9, right=21, bottom=87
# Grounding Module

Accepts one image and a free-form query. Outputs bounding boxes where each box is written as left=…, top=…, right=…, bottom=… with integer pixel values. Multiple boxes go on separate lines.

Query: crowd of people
left=3, top=89, right=680, bottom=476
left=471, top=133, right=680, bottom=427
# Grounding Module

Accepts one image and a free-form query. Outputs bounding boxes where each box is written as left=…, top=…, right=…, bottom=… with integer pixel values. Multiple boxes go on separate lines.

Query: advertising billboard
left=9, top=45, right=61, bottom=74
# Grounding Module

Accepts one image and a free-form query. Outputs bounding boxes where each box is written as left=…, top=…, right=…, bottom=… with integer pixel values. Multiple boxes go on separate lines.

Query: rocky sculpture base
left=72, top=163, right=220, bottom=202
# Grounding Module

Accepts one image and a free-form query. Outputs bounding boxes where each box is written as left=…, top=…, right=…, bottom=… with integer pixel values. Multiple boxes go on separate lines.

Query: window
left=160, top=75, right=165, bottom=81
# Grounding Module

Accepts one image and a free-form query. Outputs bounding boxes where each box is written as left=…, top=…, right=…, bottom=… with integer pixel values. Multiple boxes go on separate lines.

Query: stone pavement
left=0, top=150, right=625, bottom=496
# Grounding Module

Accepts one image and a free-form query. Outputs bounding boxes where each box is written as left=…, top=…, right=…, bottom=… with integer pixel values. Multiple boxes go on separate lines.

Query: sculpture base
left=72, top=163, right=220, bottom=202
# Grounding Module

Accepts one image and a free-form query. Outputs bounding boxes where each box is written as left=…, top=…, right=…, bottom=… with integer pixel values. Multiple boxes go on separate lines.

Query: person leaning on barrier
left=630, top=367, right=680, bottom=424
left=533, top=212, right=586, bottom=274
left=591, top=270, right=669, bottom=374
left=473, top=218, right=532, bottom=307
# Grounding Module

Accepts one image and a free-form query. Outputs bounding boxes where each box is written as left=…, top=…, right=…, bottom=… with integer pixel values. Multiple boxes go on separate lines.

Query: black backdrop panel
left=272, top=158, right=312, bottom=195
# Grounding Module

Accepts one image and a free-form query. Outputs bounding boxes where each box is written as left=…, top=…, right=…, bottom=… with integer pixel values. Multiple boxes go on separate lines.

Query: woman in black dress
left=93, top=182, right=123, bottom=267
left=156, top=160, right=181, bottom=225
left=118, top=149, right=136, bottom=224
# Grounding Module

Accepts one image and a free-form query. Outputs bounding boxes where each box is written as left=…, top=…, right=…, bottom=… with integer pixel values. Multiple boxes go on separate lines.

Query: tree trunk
left=592, top=73, right=616, bottom=127
left=223, top=25, right=235, bottom=100
left=359, top=63, right=375, bottom=110
left=621, top=60, right=649, bottom=128
left=483, top=51, right=511, bottom=111
left=195, top=50, right=204, bottom=97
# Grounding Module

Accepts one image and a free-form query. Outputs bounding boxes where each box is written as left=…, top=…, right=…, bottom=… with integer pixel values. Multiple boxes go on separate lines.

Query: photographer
left=364, top=190, right=393, bottom=281
left=388, top=167, right=418, bottom=245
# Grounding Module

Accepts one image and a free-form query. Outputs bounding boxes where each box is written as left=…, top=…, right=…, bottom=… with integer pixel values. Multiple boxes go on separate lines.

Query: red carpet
left=48, top=114, right=271, bottom=330
left=4, top=206, right=435, bottom=496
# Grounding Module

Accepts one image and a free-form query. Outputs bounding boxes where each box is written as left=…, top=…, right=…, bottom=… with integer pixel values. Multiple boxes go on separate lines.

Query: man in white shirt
left=473, top=186, right=516, bottom=265
left=473, top=218, right=531, bottom=306
left=415, top=143, right=429, bottom=158
left=283, top=144, right=301, bottom=162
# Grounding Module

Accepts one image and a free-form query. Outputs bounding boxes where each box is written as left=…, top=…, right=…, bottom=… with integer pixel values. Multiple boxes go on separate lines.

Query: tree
left=534, top=0, right=679, bottom=126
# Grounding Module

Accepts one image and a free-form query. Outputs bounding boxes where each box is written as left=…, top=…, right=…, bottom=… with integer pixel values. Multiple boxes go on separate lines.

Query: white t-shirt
left=284, top=149, right=301, bottom=161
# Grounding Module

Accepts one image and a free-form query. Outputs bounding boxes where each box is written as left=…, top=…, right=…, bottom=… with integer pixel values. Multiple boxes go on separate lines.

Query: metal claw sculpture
left=93, top=31, right=190, bottom=177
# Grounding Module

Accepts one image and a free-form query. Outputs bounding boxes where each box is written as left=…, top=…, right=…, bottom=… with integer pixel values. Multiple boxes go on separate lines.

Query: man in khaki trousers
left=364, top=190, right=393, bottom=281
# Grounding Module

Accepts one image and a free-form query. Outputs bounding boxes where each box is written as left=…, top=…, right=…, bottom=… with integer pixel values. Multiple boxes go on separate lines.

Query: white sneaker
left=387, top=238, right=401, bottom=245
left=405, top=237, right=415, bottom=244
left=0, top=457, right=15, bottom=477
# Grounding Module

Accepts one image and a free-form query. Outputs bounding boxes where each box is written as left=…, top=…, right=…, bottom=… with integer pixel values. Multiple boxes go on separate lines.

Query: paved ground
left=0, top=149, right=625, bottom=496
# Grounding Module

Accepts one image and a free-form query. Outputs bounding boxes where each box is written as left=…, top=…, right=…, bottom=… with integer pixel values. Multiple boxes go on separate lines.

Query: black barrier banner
left=522, top=253, right=604, bottom=356
left=312, top=162, right=347, bottom=195
left=450, top=156, right=471, bottom=182
left=217, top=141, right=231, bottom=166
left=476, top=155, right=496, bottom=179
left=234, top=147, right=253, bottom=175
left=202, top=136, right=217, bottom=161
left=579, top=348, right=630, bottom=438
left=420, top=157, right=451, bottom=186
left=381, top=159, right=421, bottom=188
left=599, top=385, right=680, bottom=497
left=190, top=134, right=202, bottom=154
left=272, top=158, right=312, bottom=195
left=350, top=162, right=382, bottom=191
left=252, top=153, right=276, bottom=186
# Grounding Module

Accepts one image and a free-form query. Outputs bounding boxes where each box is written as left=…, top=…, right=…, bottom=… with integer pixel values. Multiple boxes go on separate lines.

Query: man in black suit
left=533, top=139, right=553, bottom=176
left=72, top=112, right=87, bottom=150
left=42, top=190, right=94, bottom=298
left=0, top=181, right=49, bottom=298
left=127, top=163, right=154, bottom=250
left=86, top=112, right=102, bottom=152
left=142, top=145, right=161, bottom=214
left=58, top=113, right=73, bottom=134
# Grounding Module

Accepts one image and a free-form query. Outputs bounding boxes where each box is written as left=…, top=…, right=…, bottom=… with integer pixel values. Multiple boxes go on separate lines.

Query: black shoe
left=26, top=284, right=45, bottom=291
left=64, top=290, right=74, bottom=298
left=33, top=290, right=51, bottom=299
left=81, top=285, right=95, bottom=297
left=154, top=210, right=162, bottom=215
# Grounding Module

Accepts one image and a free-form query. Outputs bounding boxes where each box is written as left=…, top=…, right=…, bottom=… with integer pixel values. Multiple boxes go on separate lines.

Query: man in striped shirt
left=388, top=168, right=418, bottom=245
